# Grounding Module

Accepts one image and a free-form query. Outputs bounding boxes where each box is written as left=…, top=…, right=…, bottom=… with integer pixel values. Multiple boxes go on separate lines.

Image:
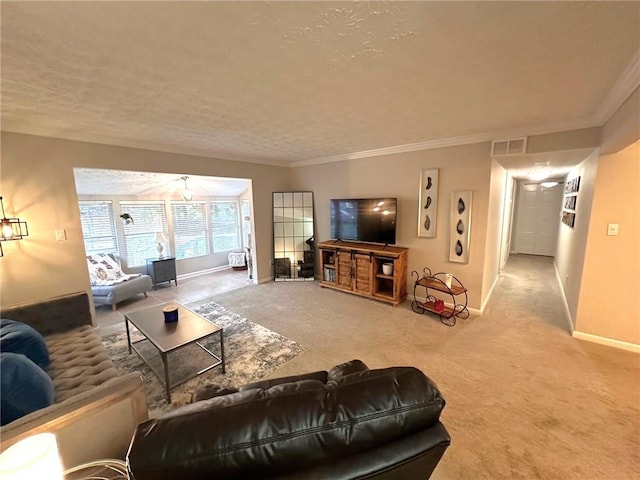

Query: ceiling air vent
left=491, top=137, right=527, bottom=157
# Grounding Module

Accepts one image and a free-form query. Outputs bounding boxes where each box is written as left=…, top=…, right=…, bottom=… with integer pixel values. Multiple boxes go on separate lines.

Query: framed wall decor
left=417, top=168, right=439, bottom=238
left=561, top=211, right=575, bottom=228
left=449, top=190, right=473, bottom=263
left=561, top=175, right=580, bottom=229
left=565, top=176, right=581, bottom=194
left=563, top=195, right=577, bottom=210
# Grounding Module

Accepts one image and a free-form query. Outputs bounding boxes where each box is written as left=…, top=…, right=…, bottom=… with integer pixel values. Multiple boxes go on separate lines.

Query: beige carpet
left=211, top=254, right=639, bottom=480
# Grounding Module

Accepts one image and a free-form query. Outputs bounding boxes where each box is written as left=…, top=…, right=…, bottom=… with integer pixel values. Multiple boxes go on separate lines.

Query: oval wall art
left=418, top=168, right=439, bottom=238
left=449, top=190, right=473, bottom=263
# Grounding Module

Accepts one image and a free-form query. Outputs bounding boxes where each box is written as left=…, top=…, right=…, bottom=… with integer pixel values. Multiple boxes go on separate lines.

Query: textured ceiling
left=73, top=168, right=250, bottom=197
left=2, top=1, right=639, bottom=168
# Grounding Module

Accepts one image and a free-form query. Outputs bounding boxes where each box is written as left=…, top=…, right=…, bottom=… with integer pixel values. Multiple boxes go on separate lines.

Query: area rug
left=103, top=300, right=307, bottom=416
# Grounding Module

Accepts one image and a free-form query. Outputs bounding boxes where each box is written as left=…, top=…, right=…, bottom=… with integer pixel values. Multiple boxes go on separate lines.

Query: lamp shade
left=156, top=232, right=168, bottom=243
left=0, top=433, right=64, bottom=480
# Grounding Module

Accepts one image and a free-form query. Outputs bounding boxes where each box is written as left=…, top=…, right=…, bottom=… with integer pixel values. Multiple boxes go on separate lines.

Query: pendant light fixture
left=180, top=176, right=193, bottom=202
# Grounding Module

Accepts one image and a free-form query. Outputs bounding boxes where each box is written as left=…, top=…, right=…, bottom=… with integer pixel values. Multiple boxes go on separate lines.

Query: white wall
left=554, top=150, right=599, bottom=326
left=500, top=173, right=516, bottom=269
left=481, top=159, right=507, bottom=307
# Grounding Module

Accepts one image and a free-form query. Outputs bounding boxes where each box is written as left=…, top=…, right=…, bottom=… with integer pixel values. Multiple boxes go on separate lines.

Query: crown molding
left=291, top=117, right=600, bottom=168
left=595, top=49, right=640, bottom=125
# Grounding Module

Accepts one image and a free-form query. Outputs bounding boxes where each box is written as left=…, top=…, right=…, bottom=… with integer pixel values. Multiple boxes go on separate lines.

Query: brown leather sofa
left=127, top=360, right=450, bottom=480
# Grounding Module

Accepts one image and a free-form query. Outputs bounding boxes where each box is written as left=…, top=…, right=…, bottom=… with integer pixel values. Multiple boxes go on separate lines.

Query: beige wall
left=292, top=142, right=495, bottom=310
left=0, top=132, right=289, bottom=308
left=576, top=141, right=639, bottom=344
left=554, top=88, right=640, bottom=347
left=526, top=127, right=601, bottom=154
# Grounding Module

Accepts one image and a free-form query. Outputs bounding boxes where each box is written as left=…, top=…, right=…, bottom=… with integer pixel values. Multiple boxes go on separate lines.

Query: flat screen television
left=330, top=198, right=397, bottom=245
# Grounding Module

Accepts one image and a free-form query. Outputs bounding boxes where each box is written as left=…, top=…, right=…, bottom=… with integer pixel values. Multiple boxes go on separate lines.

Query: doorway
left=513, top=182, right=563, bottom=256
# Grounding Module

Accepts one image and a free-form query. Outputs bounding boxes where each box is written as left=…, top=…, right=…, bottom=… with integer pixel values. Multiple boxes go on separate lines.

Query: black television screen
left=330, top=198, right=397, bottom=245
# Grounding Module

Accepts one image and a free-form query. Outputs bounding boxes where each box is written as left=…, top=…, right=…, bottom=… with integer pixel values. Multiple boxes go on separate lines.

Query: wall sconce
left=0, top=196, right=29, bottom=257
left=180, top=176, right=193, bottom=202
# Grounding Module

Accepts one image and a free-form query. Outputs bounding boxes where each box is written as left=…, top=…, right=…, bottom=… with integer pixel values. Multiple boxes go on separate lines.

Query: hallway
left=489, top=253, right=571, bottom=332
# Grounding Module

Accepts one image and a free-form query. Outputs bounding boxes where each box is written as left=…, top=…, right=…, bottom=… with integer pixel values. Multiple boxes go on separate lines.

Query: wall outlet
left=55, top=229, right=67, bottom=241
left=607, top=224, right=619, bottom=236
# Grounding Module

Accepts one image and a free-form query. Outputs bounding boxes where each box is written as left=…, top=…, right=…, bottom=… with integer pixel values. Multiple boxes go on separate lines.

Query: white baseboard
left=572, top=331, right=640, bottom=353
left=553, top=262, right=575, bottom=334
left=177, top=265, right=230, bottom=281
left=480, top=274, right=500, bottom=314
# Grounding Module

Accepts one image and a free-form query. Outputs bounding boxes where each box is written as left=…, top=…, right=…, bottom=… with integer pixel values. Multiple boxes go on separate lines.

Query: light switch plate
left=607, top=224, right=619, bottom=236
left=55, top=229, right=67, bottom=241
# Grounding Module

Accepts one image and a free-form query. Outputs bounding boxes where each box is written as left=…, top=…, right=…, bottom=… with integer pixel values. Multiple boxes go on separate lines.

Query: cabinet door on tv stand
left=336, top=250, right=353, bottom=289
left=353, top=253, right=373, bottom=294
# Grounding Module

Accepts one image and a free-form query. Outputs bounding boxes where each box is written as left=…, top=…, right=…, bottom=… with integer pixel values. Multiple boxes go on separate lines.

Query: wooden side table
left=146, top=257, right=177, bottom=288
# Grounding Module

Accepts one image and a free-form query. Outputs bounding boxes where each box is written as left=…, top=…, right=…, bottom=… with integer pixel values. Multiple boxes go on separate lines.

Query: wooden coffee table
left=124, top=302, right=225, bottom=403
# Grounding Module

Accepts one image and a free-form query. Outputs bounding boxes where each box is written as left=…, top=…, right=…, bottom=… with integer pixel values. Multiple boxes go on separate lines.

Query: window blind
left=211, top=200, right=240, bottom=253
left=79, top=201, right=118, bottom=256
left=172, top=202, right=209, bottom=259
left=120, top=202, right=168, bottom=267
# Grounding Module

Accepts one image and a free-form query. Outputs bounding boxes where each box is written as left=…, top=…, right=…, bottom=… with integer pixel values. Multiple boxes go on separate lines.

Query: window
left=241, top=199, right=251, bottom=248
left=211, top=200, right=240, bottom=252
left=120, top=202, right=167, bottom=267
left=172, top=202, right=209, bottom=259
left=79, top=201, right=118, bottom=256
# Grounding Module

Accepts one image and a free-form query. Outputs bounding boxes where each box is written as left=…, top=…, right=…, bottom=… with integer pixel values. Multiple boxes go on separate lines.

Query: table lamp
left=0, top=433, right=64, bottom=480
left=155, top=232, right=169, bottom=258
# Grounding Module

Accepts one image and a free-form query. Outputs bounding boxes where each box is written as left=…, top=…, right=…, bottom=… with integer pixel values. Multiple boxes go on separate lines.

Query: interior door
left=514, top=183, right=563, bottom=256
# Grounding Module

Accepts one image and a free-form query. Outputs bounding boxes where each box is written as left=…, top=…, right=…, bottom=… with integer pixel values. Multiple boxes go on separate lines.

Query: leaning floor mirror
left=272, top=191, right=315, bottom=282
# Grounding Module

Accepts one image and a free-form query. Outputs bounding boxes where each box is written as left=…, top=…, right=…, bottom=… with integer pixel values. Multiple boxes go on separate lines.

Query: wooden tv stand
left=318, top=240, right=408, bottom=306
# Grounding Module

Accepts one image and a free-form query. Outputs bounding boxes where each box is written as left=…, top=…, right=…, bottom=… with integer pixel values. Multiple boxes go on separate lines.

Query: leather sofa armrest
left=239, top=370, right=328, bottom=391
left=0, top=372, right=148, bottom=469
left=277, top=422, right=451, bottom=480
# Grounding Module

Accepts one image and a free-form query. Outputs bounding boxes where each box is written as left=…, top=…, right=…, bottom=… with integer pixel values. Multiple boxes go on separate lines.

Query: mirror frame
left=272, top=191, right=315, bottom=282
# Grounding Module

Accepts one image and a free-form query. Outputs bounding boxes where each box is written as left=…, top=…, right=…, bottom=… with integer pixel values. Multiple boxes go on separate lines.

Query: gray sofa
left=86, top=253, right=153, bottom=310
left=91, top=274, right=152, bottom=310
left=0, top=291, right=148, bottom=469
